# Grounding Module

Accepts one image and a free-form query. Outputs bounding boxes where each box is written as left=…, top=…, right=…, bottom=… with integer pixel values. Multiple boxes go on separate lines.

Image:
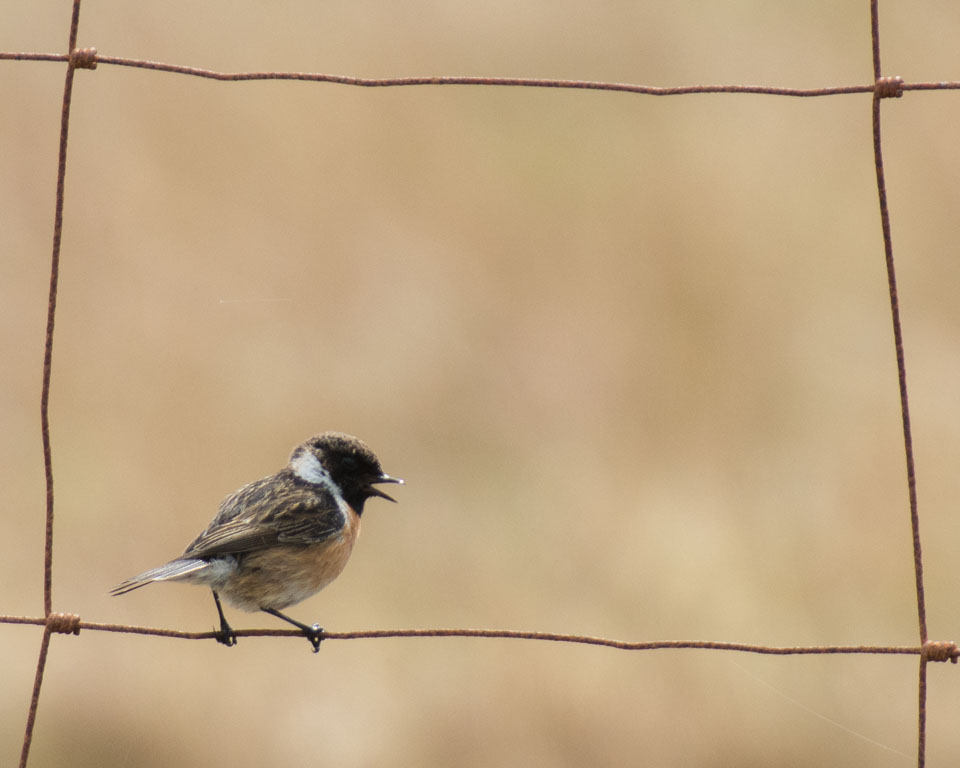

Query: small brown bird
left=111, top=432, right=402, bottom=651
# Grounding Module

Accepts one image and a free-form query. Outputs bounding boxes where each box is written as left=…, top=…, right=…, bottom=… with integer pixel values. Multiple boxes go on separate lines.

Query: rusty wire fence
left=2, top=1, right=959, bottom=766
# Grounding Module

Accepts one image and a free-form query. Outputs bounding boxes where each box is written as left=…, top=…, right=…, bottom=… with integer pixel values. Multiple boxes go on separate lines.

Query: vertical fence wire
left=20, top=2, right=85, bottom=766
left=868, top=1, right=930, bottom=764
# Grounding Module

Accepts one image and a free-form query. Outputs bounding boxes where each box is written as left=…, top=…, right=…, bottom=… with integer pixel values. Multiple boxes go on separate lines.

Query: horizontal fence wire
left=3, top=49, right=960, bottom=95
left=2, top=0, right=957, bottom=766
left=1, top=615, right=956, bottom=657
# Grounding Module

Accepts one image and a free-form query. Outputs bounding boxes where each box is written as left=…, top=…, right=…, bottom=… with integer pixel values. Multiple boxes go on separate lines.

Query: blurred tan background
left=3, top=0, right=960, bottom=765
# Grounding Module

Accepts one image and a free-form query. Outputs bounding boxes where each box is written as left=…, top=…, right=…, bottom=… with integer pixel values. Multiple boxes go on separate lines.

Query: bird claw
left=216, top=621, right=238, bottom=647
left=307, top=624, right=324, bottom=653
left=212, top=591, right=237, bottom=647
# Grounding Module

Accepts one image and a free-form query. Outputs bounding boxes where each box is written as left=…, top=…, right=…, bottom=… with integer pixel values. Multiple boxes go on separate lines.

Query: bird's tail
left=110, top=559, right=209, bottom=596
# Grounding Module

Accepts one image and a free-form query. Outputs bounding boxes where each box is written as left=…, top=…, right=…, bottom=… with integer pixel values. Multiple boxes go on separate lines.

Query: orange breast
left=221, top=506, right=361, bottom=611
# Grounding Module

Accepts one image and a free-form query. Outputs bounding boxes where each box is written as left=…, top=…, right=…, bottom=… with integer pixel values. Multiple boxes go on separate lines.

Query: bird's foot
left=260, top=607, right=323, bottom=652
left=305, top=624, right=324, bottom=653
left=212, top=590, right=237, bottom=647
left=216, top=619, right=238, bottom=647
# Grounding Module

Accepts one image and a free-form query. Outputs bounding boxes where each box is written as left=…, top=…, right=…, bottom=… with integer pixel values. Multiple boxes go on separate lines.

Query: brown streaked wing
left=182, top=503, right=345, bottom=559
left=274, top=507, right=346, bottom=544
left=181, top=519, right=282, bottom=559
left=181, top=471, right=344, bottom=558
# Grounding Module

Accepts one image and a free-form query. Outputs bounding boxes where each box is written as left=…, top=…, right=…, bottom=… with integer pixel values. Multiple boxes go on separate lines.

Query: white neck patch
left=291, top=450, right=349, bottom=514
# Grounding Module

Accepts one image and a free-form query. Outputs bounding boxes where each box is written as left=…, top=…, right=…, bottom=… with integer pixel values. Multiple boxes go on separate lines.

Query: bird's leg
left=261, top=607, right=324, bottom=652
left=211, top=591, right=237, bottom=647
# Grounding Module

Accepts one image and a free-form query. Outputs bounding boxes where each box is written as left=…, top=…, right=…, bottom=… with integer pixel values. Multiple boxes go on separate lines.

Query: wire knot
left=922, top=640, right=958, bottom=664
left=874, top=76, right=903, bottom=99
left=46, top=612, right=81, bottom=635
left=70, top=47, right=98, bottom=70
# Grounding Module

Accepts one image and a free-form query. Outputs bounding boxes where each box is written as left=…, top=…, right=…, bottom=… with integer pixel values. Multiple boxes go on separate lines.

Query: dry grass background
left=2, top=0, right=960, bottom=765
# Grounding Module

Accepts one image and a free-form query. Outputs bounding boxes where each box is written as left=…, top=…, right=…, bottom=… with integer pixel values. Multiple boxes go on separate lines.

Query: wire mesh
left=1, top=1, right=957, bottom=766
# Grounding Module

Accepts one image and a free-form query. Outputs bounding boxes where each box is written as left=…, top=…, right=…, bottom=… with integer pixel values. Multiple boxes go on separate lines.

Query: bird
left=111, top=432, right=402, bottom=651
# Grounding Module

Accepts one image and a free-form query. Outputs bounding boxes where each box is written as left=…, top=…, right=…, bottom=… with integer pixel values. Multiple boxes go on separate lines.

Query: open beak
left=368, top=473, right=404, bottom=503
